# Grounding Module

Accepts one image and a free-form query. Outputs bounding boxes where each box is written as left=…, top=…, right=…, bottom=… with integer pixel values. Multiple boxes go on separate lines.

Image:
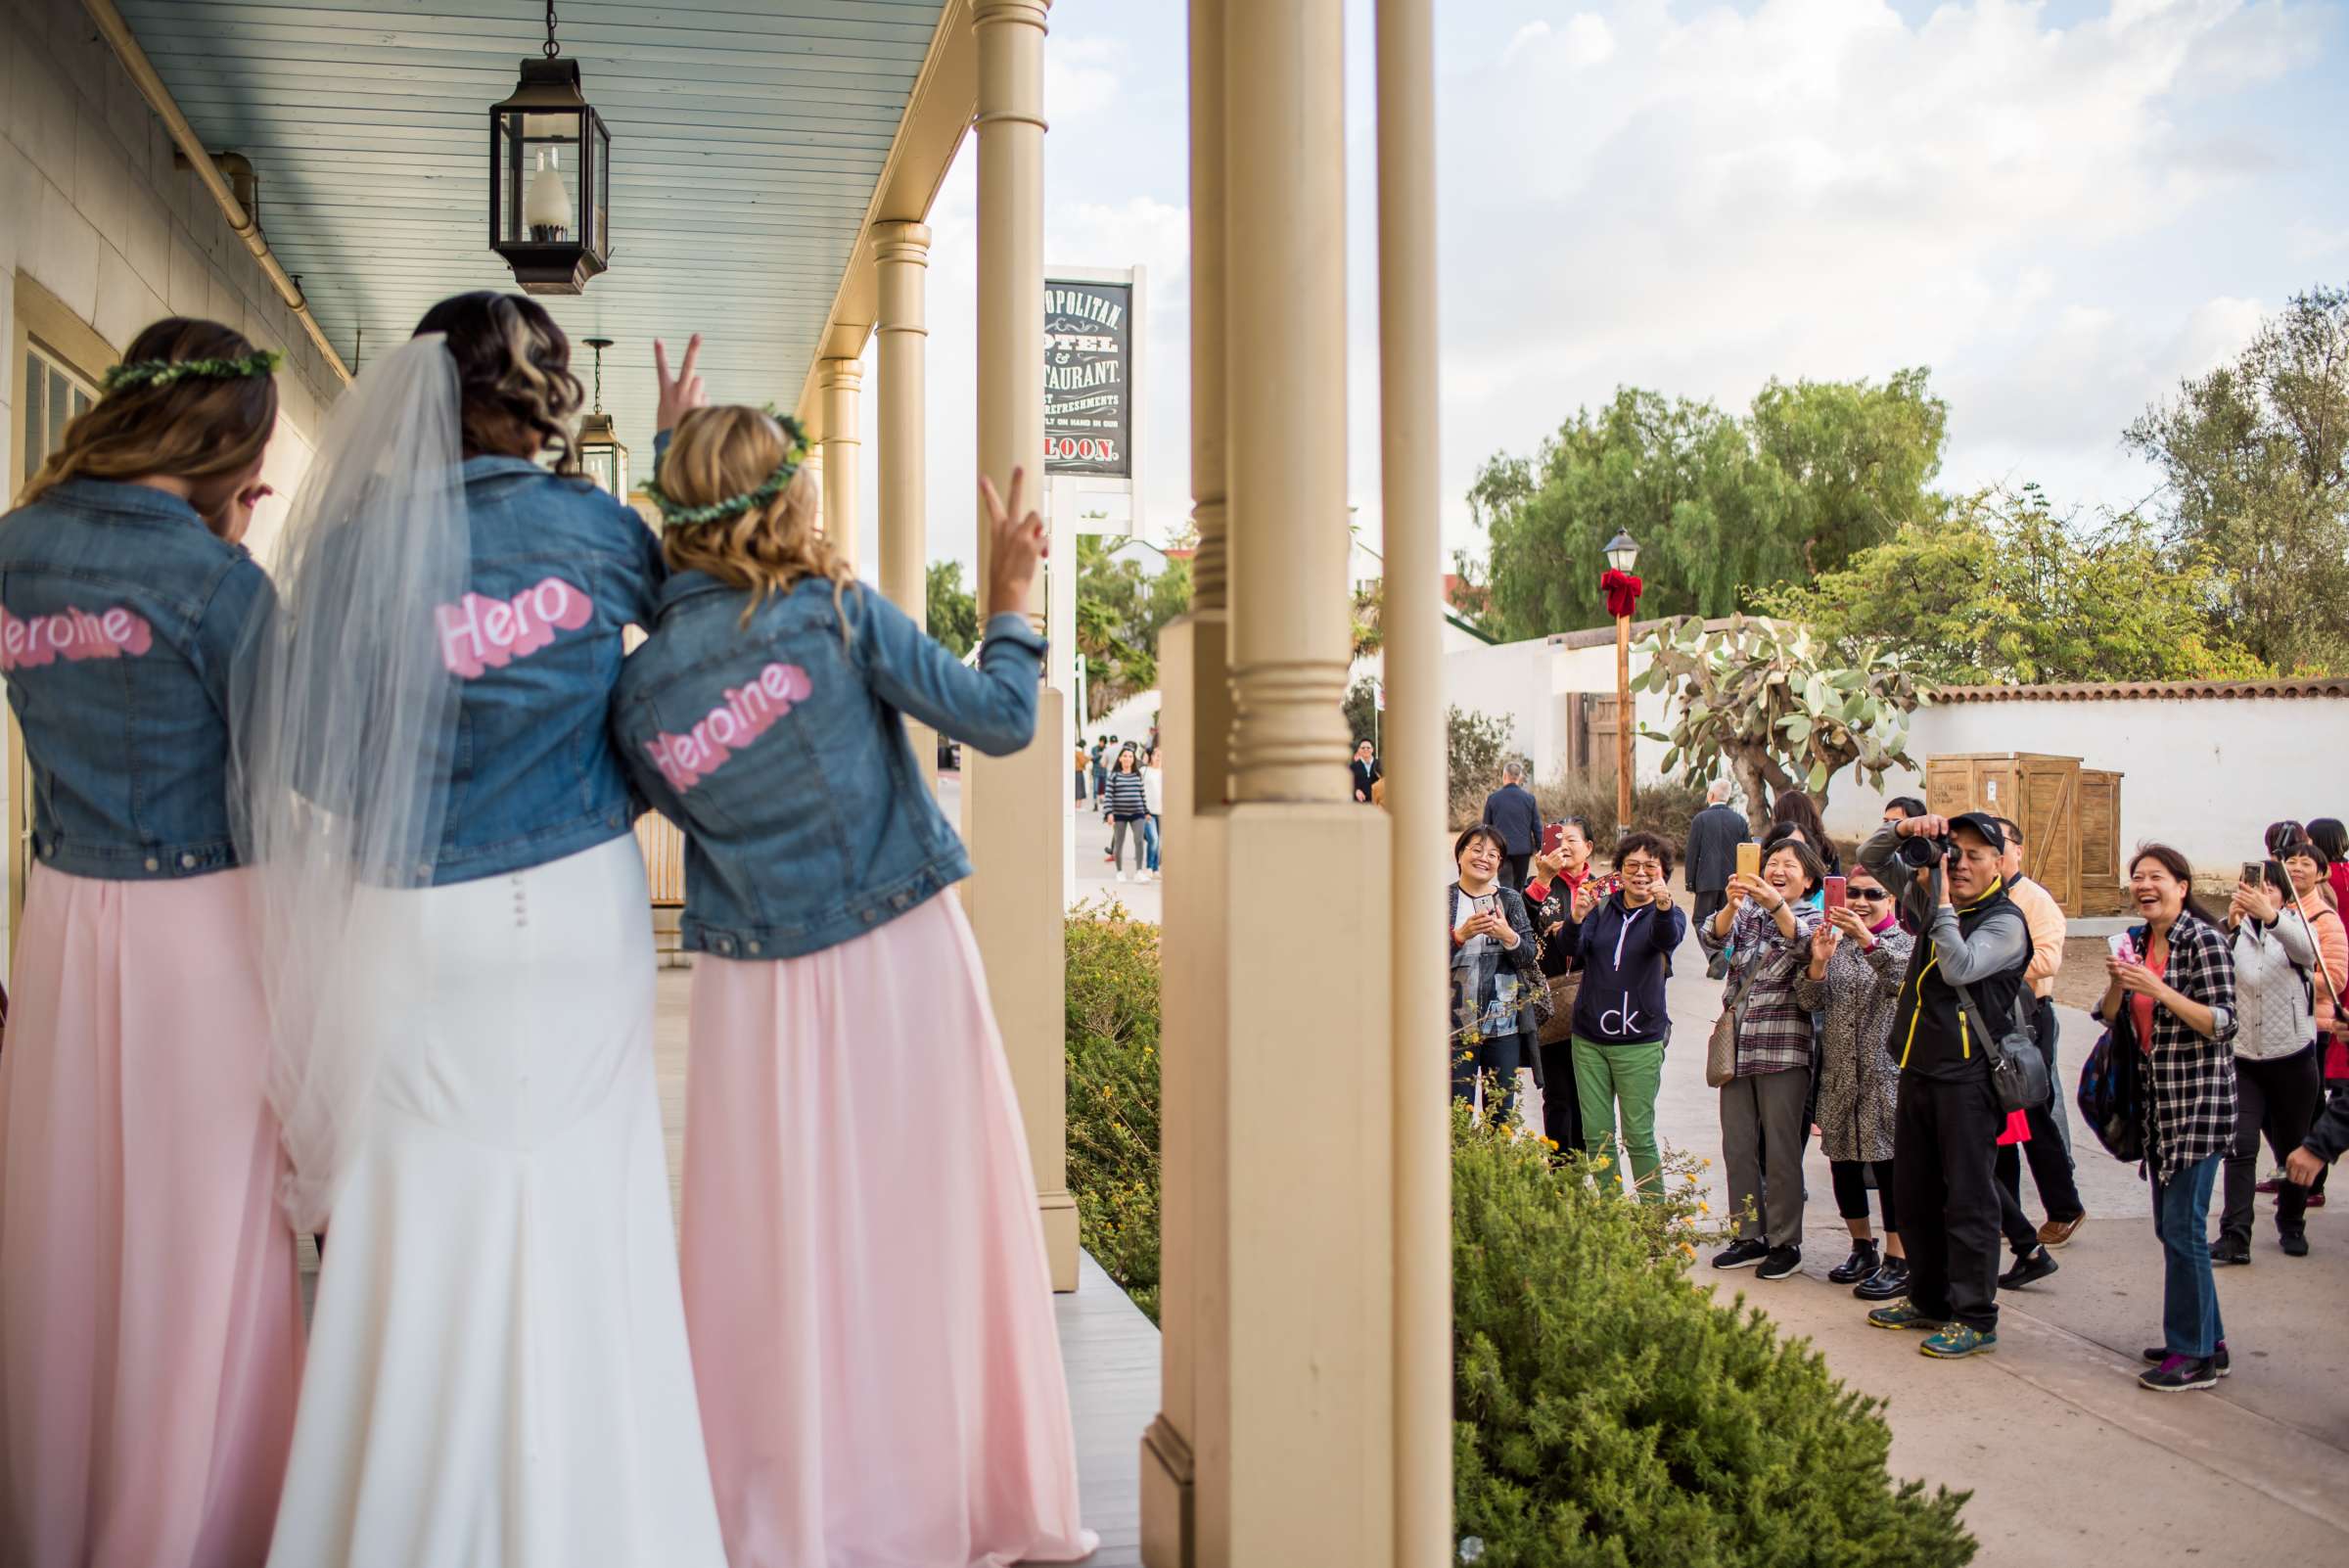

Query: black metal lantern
left=488, top=4, right=611, bottom=295
left=576, top=338, right=629, bottom=497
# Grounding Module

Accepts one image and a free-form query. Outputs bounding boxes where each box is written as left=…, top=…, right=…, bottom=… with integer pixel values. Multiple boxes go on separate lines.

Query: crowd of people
left=0, top=305, right=1096, bottom=1566
left=1446, top=762, right=2349, bottom=1393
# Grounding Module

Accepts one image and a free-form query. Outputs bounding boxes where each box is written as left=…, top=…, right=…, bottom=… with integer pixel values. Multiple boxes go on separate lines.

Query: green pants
left=1573, top=1036, right=1667, bottom=1201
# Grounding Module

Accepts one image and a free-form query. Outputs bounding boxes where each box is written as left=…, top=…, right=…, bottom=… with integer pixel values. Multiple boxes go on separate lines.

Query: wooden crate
left=1921, top=753, right=2095, bottom=915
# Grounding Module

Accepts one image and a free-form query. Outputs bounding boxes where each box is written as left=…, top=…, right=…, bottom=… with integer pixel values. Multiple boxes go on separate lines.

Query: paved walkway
left=1522, top=962, right=2349, bottom=1562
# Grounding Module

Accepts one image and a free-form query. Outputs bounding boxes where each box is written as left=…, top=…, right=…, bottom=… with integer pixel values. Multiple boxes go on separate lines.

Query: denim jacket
left=0, top=479, right=273, bottom=879
left=433, top=457, right=666, bottom=883
left=613, top=571, right=1044, bottom=958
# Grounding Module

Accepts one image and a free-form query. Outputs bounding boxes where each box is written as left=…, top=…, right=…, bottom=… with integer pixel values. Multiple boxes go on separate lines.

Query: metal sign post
left=1044, top=265, right=1146, bottom=906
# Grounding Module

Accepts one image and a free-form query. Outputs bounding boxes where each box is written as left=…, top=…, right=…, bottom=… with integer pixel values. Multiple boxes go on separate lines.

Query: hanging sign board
left=1043, top=278, right=1132, bottom=477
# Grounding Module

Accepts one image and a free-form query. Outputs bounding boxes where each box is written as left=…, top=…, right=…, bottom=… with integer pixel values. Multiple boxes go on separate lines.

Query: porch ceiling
left=113, top=0, right=950, bottom=466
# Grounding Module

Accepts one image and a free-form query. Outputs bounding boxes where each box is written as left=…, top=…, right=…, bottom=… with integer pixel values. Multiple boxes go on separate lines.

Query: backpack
left=2075, top=1024, right=2145, bottom=1163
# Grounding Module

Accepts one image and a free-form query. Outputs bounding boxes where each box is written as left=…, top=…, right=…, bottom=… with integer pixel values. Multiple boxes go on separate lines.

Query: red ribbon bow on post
left=1600, top=568, right=1644, bottom=620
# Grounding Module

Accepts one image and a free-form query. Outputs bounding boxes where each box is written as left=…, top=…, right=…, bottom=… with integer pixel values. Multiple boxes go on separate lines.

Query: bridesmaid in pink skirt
left=0, top=319, right=302, bottom=1567
left=613, top=385, right=1096, bottom=1568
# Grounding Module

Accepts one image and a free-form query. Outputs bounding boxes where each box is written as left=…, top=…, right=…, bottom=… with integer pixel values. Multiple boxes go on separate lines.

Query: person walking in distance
left=2099, top=845, right=2239, bottom=1393
left=1102, top=746, right=1150, bottom=883
left=1858, top=811, right=2033, bottom=1360
left=1795, top=862, right=1915, bottom=1298
left=1551, top=833, right=1686, bottom=1198
left=1481, top=761, right=1543, bottom=891
left=1139, top=746, right=1165, bottom=881
left=2218, top=857, right=2324, bottom=1261
left=1703, top=838, right=1827, bottom=1281
left=1351, top=738, right=1383, bottom=804
left=1989, top=816, right=2082, bottom=1290
left=1685, top=779, right=1750, bottom=938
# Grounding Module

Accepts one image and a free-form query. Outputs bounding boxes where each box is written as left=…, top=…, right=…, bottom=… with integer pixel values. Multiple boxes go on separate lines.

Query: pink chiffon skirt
left=680, top=890, right=1096, bottom=1568
left=0, top=865, right=303, bottom=1568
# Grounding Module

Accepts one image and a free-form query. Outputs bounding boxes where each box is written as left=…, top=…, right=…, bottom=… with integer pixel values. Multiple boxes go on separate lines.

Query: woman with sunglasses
left=1795, top=863, right=1914, bottom=1298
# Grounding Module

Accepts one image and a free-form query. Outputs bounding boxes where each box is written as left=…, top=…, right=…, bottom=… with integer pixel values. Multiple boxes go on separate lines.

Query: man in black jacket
left=1683, top=780, right=1750, bottom=934
left=2285, top=1085, right=2349, bottom=1184
left=1481, top=761, right=1542, bottom=890
left=1859, top=810, right=2033, bottom=1362
left=1351, top=739, right=1383, bottom=804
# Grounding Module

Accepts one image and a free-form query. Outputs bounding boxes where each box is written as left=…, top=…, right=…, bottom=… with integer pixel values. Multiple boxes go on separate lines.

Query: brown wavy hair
left=412, top=293, right=584, bottom=475
left=17, top=318, right=277, bottom=515
left=658, top=405, right=849, bottom=628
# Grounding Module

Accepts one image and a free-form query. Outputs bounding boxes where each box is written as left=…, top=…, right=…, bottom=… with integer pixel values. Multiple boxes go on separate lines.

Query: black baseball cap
left=1948, top=811, right=2005, bottom=852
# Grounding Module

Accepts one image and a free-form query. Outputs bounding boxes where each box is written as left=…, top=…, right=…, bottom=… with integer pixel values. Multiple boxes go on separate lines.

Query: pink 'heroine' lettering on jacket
left=437, top=576, right=595, bottom=677
left=643, top=663, right=814, bottom=792
left=0, top=604, right=156, bottom=669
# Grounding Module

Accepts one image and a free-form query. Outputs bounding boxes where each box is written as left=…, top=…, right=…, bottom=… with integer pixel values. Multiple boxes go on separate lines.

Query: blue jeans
left=2151, top=1153, right=2226, bottom=1359
left=1142, top=813, right=1161, bottom=871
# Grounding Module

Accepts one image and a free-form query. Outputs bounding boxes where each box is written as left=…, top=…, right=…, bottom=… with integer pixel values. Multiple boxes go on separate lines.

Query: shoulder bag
left=1954, top=978, right=2050, bottom=1116
left=1705, top=957, right=1763, bottom=1088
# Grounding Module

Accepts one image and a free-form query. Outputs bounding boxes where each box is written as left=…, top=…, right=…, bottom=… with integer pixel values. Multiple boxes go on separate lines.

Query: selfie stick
left=2282, top=878, right=2345, bottom=1022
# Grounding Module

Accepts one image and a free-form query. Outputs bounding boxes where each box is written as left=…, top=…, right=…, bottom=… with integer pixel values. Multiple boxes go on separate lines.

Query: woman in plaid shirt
left=1701, top=838, right=1826, bottom=1281
left=2097, top=843, right=2239, bottom=1394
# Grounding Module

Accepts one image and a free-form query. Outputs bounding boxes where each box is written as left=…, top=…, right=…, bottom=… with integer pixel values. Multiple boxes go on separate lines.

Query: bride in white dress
left=235, top=298, right=722, bottom=1568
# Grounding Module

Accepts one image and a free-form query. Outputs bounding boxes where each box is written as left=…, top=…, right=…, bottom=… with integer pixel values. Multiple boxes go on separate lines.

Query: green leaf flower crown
left=642, top=414, right=811, bottom=528
left=101, top=349, right=283, bottom=394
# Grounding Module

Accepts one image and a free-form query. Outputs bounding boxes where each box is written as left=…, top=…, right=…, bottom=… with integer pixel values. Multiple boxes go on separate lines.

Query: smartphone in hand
left=1822, top=875, right=1847, bottom=912
left=1735, top=842, right=1761, bottom=881
left=1543, top=822, right=1565, bottom=857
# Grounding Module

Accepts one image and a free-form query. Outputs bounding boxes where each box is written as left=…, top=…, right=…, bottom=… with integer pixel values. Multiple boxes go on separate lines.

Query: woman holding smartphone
left=1526, top=817, right=1596, bottom=1153
left=1450, top=826, right=1543, bottom=1121
left=1553, top=834, right=1686, bottom=1199
left=2098, top=844, right=2238, bottom=1393
left=2218, top=859, right=2324, bottom=1260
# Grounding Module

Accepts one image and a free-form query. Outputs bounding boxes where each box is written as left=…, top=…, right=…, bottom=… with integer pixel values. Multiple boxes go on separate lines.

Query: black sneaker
left=1712, top=1238, right=1770, bottom=1269
left=1853, top=1256, right=1911, bottom=1301
left=1756, top=1245, right=1804, bottom=1281
left=2210, top=1237, right=2251, bottom=1267
left=2280, top=1231, right=2310, bottom=1258
left=2142, top=1341, right=2231, bottom=1376
left=1999, top=1245, right=2058, bottom=1290
left=2139, top=1355, right=2220, bottom=1393
left=1828, top=1240, right=1880, bottom=1284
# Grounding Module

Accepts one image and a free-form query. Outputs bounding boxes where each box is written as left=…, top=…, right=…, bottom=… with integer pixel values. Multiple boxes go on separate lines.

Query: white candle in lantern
left=525, top=148, right=573, bottom=236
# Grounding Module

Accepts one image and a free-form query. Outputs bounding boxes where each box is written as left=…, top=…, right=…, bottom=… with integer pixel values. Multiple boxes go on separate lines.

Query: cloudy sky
left=863, top=0, right=2347, bottom=582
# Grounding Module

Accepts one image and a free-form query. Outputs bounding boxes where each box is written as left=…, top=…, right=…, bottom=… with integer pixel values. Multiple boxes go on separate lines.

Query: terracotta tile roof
left=1930, top=677, right=2349, bottom=704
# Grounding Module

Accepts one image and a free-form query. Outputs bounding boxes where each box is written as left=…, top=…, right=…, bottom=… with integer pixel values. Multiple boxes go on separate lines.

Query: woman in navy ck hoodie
left=1555, top=831, right=1687, bottom=1200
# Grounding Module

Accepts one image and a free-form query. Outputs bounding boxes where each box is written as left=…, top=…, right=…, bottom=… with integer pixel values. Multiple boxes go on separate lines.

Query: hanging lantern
left=488, top=3, right=611, bottom=295
left=576, top=337, right=629, bottom=498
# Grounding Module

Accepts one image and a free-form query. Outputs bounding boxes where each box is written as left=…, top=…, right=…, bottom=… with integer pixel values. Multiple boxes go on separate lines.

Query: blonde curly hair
left=658, top=405, right=852, bottom=627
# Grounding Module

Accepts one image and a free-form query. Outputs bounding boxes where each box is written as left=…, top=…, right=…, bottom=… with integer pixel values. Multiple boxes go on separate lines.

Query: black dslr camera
left=1894, top=832, right=1956, bottom=871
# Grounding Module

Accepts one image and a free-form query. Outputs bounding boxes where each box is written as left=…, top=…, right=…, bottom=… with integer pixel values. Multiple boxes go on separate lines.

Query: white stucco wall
left=1820, top=695, right=2348, bottom=870
left=1442, top=629, right=1681, bottom=784
left=1, top=0, right=345, bottom=953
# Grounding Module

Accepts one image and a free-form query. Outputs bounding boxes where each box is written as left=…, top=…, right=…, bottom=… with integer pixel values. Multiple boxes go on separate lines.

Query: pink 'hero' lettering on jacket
left=437, top=576, right=595, bottom=677
left=0, top=604, right=156, bottom=669
left=643, top=662, right=814, bottom=792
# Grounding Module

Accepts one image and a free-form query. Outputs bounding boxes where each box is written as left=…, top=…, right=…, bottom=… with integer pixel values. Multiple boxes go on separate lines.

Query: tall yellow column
left=1142, top=0, right=1230, bottom=1562
left=818, top=355, right=864, bottom=569
left=965, top=0, right=1077, bottom=1292
left=876, top=220, right=937, bottom=791
left=1221, top=3, right=1395, bottom=1565
left=1376, top=0, right=1451, bottom=1561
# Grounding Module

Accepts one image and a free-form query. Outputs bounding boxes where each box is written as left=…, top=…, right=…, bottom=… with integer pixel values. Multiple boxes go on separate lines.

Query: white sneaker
left=1139, top=869, right=1155, bottom=882
left=1116, top=871, right=1128, bottom=883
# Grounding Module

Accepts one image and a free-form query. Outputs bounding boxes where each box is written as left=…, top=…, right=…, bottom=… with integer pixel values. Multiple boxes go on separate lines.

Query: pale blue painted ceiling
left=116, top=0, right=949, bottom=464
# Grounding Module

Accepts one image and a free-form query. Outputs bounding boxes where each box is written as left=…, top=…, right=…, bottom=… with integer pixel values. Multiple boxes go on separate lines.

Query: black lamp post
left=576, top=338, right=628, bottom=498
left=489, top=2, right=611, bottom=295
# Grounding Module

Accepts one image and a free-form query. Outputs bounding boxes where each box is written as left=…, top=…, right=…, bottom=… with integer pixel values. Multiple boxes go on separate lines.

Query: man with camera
left=1856, top=810, right=2034, bottom=1360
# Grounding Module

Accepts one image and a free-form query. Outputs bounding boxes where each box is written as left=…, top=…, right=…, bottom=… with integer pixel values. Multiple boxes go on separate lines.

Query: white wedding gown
left=266, top=835, right=723, bottom=1568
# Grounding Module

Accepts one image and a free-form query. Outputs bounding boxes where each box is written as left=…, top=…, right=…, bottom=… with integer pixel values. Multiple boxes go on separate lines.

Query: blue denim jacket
left=0, top=479, right=273, bottom=879
left=612, top=571, right=1044, bottom=958
left=433, top=457, right=666, bottom=883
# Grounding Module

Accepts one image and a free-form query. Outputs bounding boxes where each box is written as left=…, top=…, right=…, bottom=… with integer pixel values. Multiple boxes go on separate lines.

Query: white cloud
left=1047, top=37, right=1128, bottom=122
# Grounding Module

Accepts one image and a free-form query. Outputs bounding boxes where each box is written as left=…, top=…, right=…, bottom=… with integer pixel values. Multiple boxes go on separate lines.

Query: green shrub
left=1532, top=769, right=1711, bottom=863
left=1065, top=900, right=1162, bottom=1321
left=1452, top=1106, right=1975, bottom=1567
